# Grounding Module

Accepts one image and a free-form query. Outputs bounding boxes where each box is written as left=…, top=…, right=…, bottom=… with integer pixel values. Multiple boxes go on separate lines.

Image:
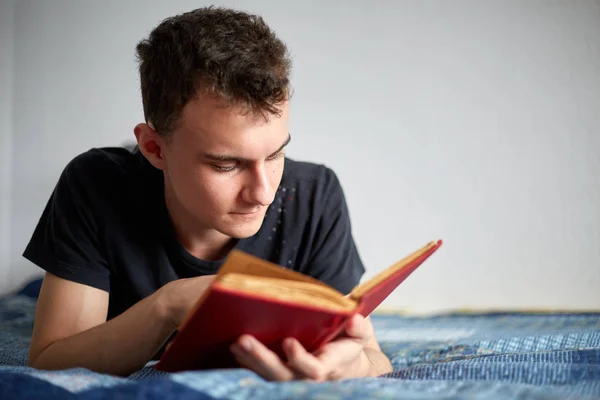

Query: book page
left=217, top=273, right=358, bottom=311
left=350, top=241, right=439, bottom=300
left=219, top=250, right=335, bottom=289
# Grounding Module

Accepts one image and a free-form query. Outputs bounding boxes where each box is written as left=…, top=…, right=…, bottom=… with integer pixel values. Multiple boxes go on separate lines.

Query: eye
left=212, top=164, right=238, bottom=173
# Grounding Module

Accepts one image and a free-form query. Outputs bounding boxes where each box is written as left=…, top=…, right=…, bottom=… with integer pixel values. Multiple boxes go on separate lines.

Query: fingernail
left=284, top=338, right=295, bottom=351
left=240, top=336, right=253, bottom=352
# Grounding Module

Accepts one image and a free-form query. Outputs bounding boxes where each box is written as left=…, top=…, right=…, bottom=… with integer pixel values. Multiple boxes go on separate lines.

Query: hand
left=229, top=314, right=376, bottom=381
left=156, top=275, right=216, bottom=329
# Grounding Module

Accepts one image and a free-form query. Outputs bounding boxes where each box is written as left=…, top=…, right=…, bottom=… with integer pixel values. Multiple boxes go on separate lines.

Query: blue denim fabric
left=1, top=280, right=599, bottom=399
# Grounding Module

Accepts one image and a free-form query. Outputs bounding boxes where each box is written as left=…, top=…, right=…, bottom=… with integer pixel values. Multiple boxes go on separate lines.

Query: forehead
left=174, top=94, right=290, bottom=155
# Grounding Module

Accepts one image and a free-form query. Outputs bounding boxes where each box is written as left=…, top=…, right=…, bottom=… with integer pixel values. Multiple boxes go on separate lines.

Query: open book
left=155, top=239, right=443, bottom=372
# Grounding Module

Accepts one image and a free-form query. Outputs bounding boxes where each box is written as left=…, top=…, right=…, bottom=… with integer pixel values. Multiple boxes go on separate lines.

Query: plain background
left=0, top=0, right=599, bottom=314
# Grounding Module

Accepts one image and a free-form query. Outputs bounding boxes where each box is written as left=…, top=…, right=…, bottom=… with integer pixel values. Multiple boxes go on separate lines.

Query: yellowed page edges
left=350, top=241, right=438, bottom=300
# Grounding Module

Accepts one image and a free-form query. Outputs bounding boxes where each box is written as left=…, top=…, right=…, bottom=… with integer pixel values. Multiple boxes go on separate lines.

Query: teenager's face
left=137, top=94, right=290, bottom=239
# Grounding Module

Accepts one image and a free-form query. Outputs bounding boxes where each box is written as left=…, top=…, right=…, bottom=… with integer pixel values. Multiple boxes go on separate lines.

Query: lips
left=231, top=210, right=261, bottom=215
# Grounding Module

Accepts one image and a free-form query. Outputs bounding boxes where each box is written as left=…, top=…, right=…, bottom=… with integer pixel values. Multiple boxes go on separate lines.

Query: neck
left=163, top=181, right=234, bottom=261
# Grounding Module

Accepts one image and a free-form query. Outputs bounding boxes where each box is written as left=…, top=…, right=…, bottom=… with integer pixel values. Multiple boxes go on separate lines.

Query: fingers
left=282, top=335, right=363, bottom=381
left=282, top=338, right=328, bottom=381
left=343, top=314, right=370, bottom=343
left=230, top=335, right=296, bottom=381
left=230, top=319, right=372, bottom=383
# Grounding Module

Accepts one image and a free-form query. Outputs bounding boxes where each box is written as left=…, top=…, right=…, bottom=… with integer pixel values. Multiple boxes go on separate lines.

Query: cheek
left=164, top=150, right=196, bottom=185
left=201, top=173, right=245, bottom=210
left=169, top=161, right=202, bottom=193
left=268, top=159, right=285, bottom=188
left=166, top=160, right=220, bottom=207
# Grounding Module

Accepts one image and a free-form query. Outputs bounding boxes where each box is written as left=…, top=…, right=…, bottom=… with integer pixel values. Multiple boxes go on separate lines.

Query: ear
left=134, top=122, right=168, bottom=170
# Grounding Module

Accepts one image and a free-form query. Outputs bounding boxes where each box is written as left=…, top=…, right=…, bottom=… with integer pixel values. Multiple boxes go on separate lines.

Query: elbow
left=27, top=345, right=39, bottom=368
left=27, top=350, right=68, bottom=372
left=27, top=349, right=47, bottom=370
left=27, top=354, right=41, bottom=369
left=27, top=342, right=55, bottom=370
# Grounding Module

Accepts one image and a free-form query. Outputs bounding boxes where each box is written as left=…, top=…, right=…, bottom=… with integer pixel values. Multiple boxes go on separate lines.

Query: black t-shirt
left=23, top=147, right=365, bottom=320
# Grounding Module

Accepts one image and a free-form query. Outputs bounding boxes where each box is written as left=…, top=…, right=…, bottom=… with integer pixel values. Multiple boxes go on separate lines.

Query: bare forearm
left=363, top=347, right=393, bottom=377
left=29, top=293, right=174, bottom=377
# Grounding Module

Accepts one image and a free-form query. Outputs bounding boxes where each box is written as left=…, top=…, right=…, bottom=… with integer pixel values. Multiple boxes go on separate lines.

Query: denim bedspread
left=1, top=279, right=599, bottom=399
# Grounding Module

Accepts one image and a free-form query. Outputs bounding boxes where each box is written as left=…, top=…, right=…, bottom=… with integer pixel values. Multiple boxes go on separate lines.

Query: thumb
left=344, top=314, right=369, bottom=340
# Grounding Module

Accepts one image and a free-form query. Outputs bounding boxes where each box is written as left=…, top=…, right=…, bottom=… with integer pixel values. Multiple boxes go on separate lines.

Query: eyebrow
left=203, top=133, right=292, bottom=162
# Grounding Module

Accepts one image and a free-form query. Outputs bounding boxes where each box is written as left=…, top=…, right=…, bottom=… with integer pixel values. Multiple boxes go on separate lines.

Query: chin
left=220, top=220, right=264, bottom=239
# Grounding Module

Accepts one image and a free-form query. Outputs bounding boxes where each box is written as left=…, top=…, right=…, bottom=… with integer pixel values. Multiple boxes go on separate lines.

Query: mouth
left=230, top=209, right=261, bottom=216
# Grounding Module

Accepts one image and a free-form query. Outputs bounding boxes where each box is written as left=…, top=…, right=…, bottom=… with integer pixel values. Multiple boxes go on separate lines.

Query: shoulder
left=61, top=146, right=144, bottom=185
left=273, top=158, right=364, bottom=294
left=280, top=157, right=344, bottom=204
left=59, top=146, right=152, bottom=200
left=276, top=157, right=352, bottom=247
left=50, top=146, right=159, bottom=229
left=22, top=147, right=150, bottom=292
left=281, top=157, right=338, bottom=184
left=274, top=157, right=348, bottom=221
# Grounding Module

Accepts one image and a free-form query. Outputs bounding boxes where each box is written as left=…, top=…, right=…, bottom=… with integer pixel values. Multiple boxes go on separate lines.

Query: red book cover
left=154, top=239, right=442, bottom=373
left=356, top=240, right=443, bottom=316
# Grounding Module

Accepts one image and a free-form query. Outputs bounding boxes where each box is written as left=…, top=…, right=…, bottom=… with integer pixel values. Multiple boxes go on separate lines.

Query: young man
left=23, top=7, right=392, bottom=381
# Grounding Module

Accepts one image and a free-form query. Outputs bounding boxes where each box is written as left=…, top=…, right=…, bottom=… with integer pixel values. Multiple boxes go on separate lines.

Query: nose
left=242, top=164, right=273, bottom=206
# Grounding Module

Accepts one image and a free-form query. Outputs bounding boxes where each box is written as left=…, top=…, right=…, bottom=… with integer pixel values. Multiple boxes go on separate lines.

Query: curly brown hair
left=135, top=6, right=292, bottom=138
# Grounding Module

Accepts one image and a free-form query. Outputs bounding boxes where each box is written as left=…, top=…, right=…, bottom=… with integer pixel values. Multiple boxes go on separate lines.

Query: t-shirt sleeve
left=22, top=154, right=111, bottom=292
left=305, top=168, right=366, bottom=295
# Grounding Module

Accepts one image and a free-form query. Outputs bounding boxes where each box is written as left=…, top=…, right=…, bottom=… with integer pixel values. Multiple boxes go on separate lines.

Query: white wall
left=0, top=0, right=15, bottom=295
left=3, top=0, right=600, bottom=313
